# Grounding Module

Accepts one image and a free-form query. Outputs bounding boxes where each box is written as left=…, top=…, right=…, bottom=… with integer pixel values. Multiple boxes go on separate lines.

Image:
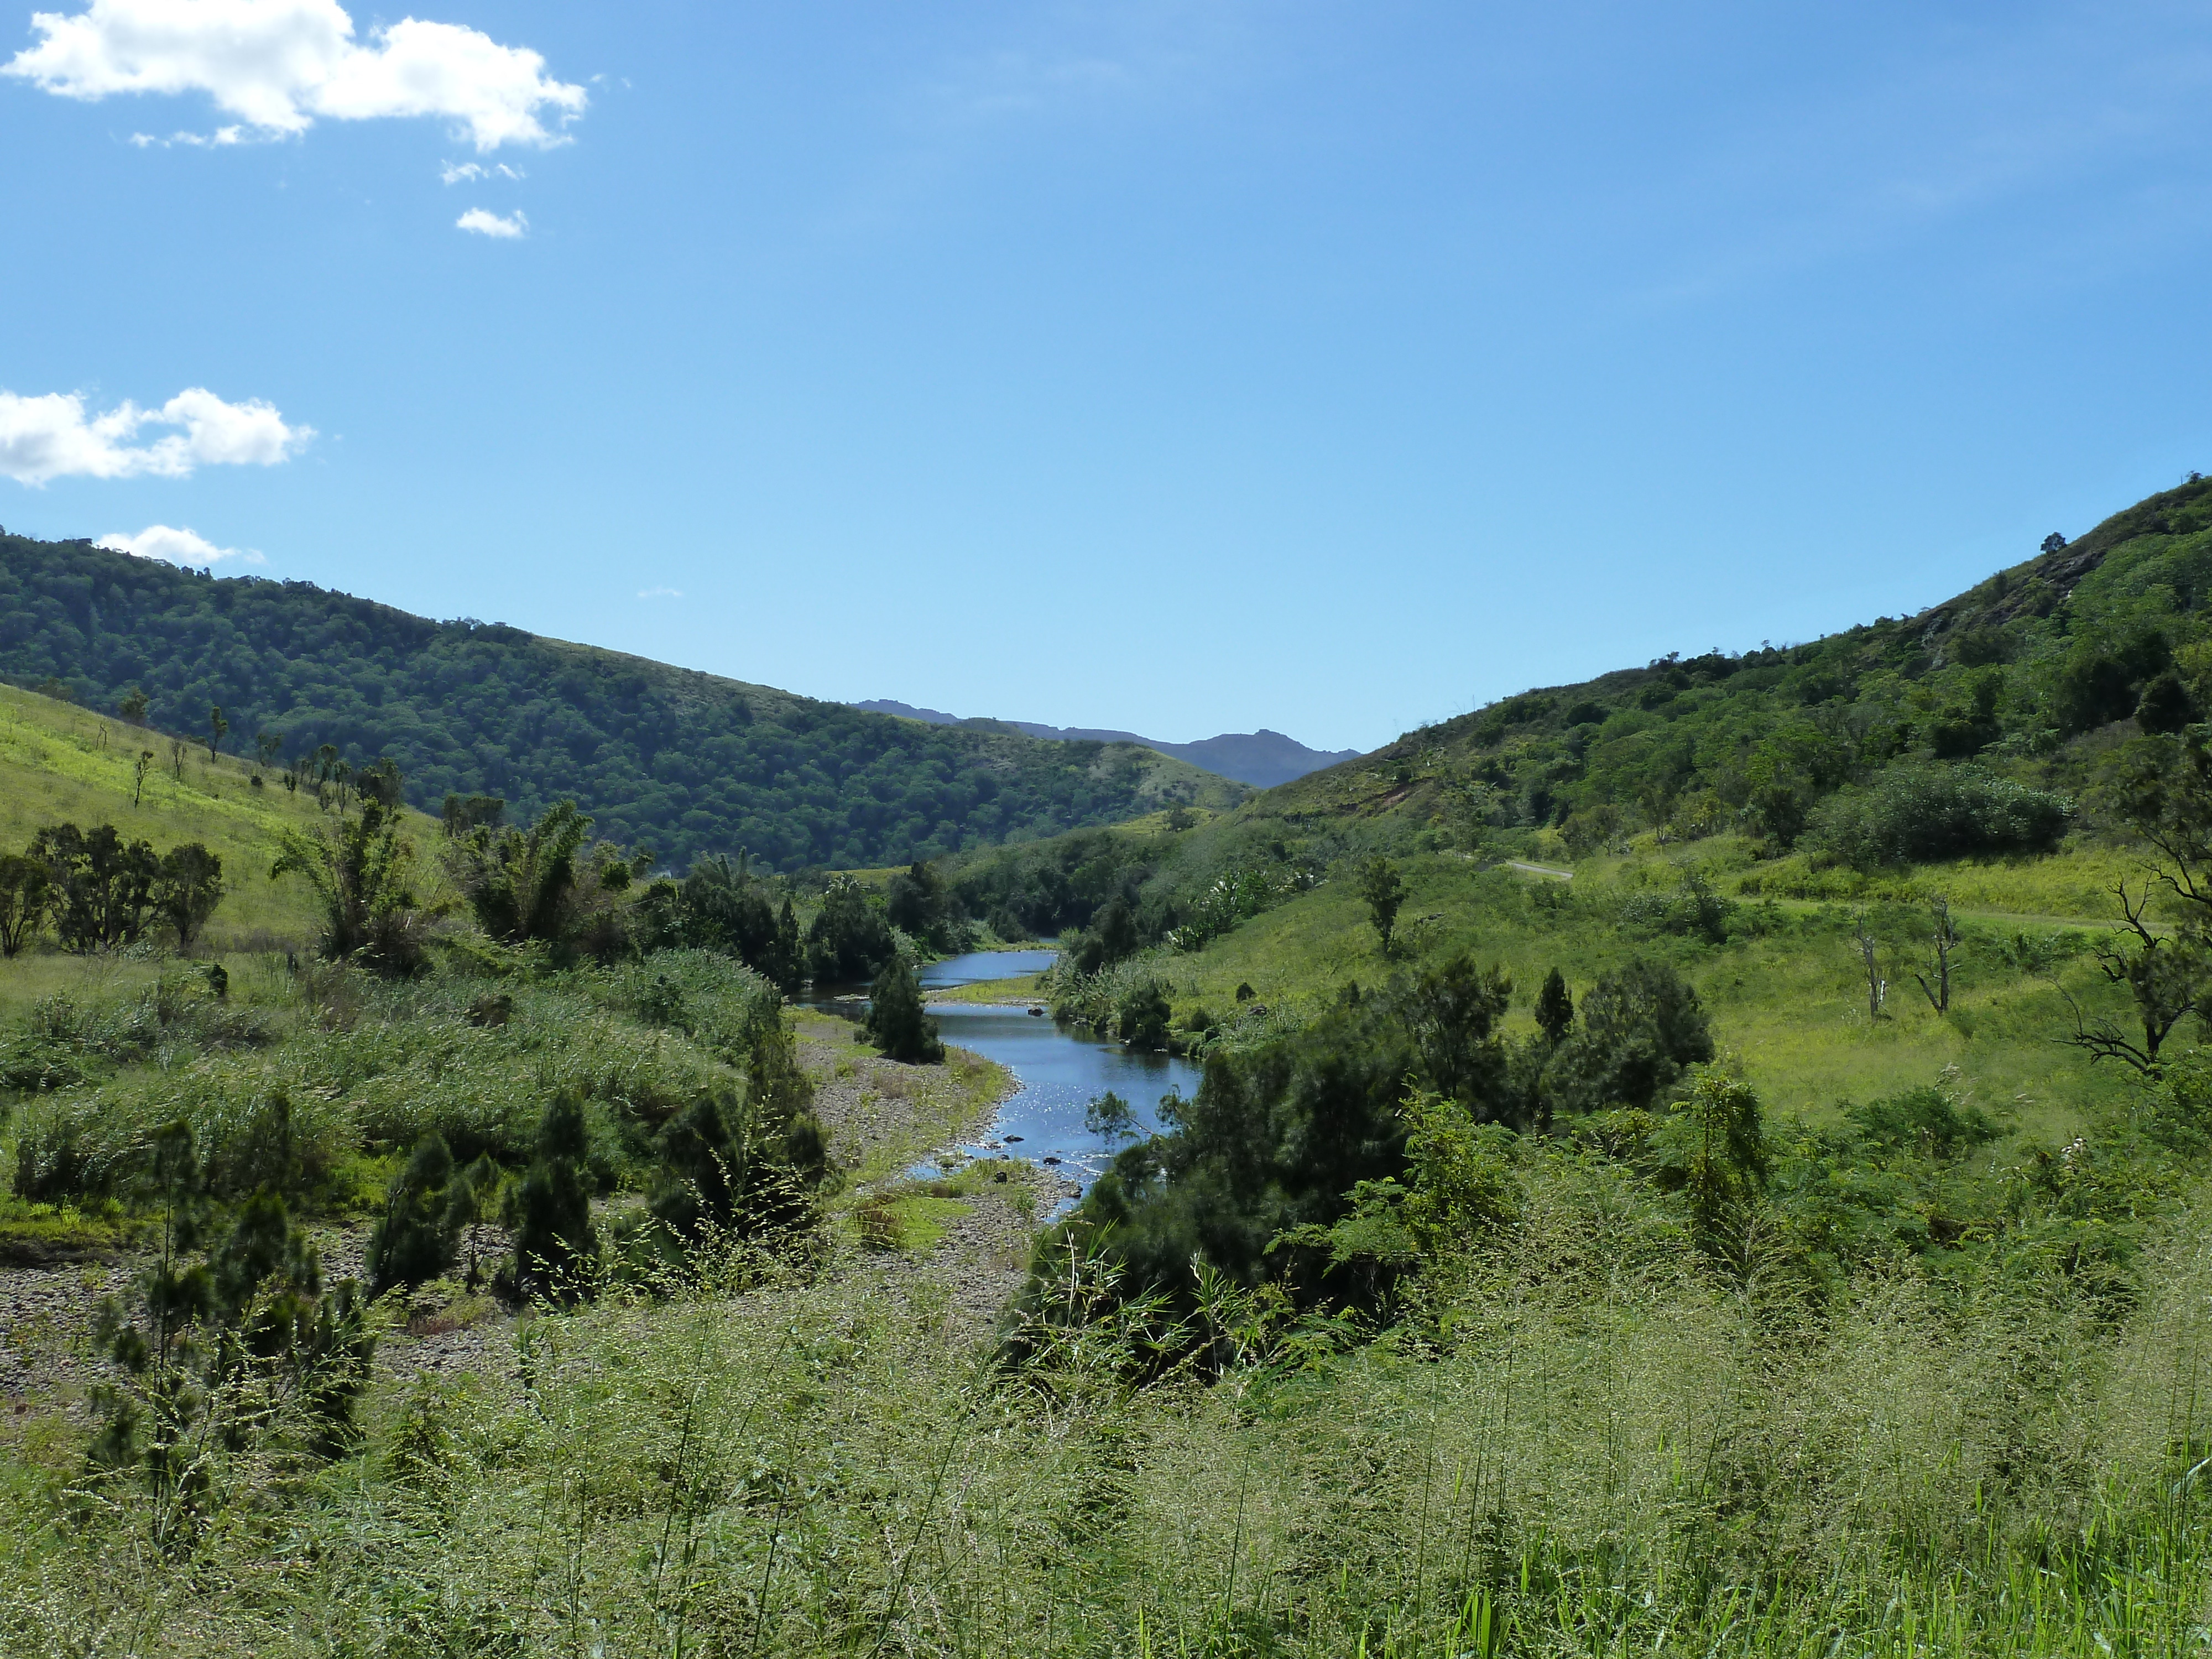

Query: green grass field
left=0, top=683, right=445, bottom=975
left=1096, top=834, right=2154, bottom=1142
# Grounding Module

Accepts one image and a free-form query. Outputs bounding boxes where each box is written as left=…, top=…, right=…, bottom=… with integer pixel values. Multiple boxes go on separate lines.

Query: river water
left=813, top=949, right=1203, bottom=1192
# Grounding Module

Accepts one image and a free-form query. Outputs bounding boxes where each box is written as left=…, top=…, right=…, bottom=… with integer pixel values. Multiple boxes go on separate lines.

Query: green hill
left=0, top=534, right=1246, bottom=874
left=945, top=479, right=2212, bottom=1126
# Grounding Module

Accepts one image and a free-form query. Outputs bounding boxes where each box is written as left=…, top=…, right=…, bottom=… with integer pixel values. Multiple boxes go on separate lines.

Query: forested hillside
left=0, top=535, right=1244, bottom=872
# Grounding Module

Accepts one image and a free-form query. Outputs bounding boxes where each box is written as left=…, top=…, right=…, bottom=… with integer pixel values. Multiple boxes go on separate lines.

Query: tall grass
left=7, top=1154, right=2209, bottom=1655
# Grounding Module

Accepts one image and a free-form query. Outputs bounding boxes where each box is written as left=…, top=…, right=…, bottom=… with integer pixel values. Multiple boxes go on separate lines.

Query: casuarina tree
left=364, top=1133, right=461, bottom=1297
left=1359, top=857, right=1407, bottom=956
left=1533, top=967, right=1575, bottom=1046
left=508, top=1094, right=599, bottom=1303
left=864, top=958, right=944, bottom=1062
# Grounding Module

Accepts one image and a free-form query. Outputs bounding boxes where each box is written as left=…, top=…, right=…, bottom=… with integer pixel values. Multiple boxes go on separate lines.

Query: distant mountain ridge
left=849, top=700, right=1360, bottom=787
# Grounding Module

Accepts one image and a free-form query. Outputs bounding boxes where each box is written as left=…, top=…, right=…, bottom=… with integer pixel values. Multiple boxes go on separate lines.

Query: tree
left=0, top=852, right=51, bottom=957
left=1533, top=967, right=1574, bottom=1046
left=1117, top=982, right=1171, bottom=1050
left=863, top=957, right=943, bottom=1062
left=807, top=874, right=898, bottom=982
left=2138, top=670, right=2199, bottom=735
left=33, top=823, right=159, bottom=951
left=271, top=797, right=429, bottom=976
left=508, top=1094, right=599, bottom=1303
left=2057, top=880, right=2205, bottom=1073
left=132, top=748, right=154, bottom=807
left=254, top=729, right=285, bottom=773
left=1084, top=1091, right=1139, bottom=1146
left=365, top=1133, right=460, bottom=1297
left=1853, top=910, right=1887, bottom=1021
left=1913, top=894, right=1961, bottom=1015
left=445, top=799, right=644, bottom=963
left=154, top=842, right=225, bottom=950
left=447, top=1156, right=503, bottom=1288
left=205, top=705, right=228, bottom=762
left=647, top=1093, right=746, bottom=1245
left=441, top=793, right=505, bottom=836
left=115, top=686, right=149, bottom=724
left=1647, top=1068, right=1768, bottom=1264
left=2042, top=531, right=2068, bottom=554
left=1359, top=857, right=1407, bottom=956
left=1538, top=959, right=1715, bottom=1120
left=886, top=859, right=962, bottom=950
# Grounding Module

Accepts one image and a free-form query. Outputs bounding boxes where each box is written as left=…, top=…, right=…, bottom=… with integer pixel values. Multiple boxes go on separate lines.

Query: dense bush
left=1803, top=765, right=2072, bottom=868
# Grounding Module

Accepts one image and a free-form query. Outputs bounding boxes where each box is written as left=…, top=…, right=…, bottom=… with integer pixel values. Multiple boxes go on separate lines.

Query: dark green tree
left=0, top=851, right=51, bottom=957
left=205, top=704, right=228, bottom=762
left=365, top=1133, right=461, bottom=1297
left=807, top=874, right=897, bottom=982
left=1117, top=982, right=1171, bottom=1050
left=153, top=842, right=224, bottom=950
left=1533, top=967, right=1574, bottom=1046
left=447, top=1155, right=503, bottom=1288
left=508, top=1094, right=598, bottom=1303
left=1359, top=857, right=1407, bottom=956
left=863, top=957, right=943, bottom=1062
left=886, top=859, right=967, bottom=952
left=1538, top=959, right=1715, bottom=1120
left=115, top=685, right=149, bottom=724
left=648, top=1092, right=745, bottom=1244
left=33, top=823, right=159, bottom=951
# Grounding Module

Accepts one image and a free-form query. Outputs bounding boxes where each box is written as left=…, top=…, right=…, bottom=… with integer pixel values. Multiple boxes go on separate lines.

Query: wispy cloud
left=129, top=123, right=255, bottom=148
left=0, top=386, right=311, bottom=485
left=5, top=0, right=586, bottom=151
left=442, top=159, right=524, bottom=184
left=456, top=206, right=527, bottom=238
left=97, top=524, right=263, bottom=565
left=637, top=585, right=682, bottom=599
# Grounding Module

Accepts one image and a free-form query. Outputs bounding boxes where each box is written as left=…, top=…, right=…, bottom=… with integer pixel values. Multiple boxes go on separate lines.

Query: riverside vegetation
left=6, top=481, right=2212, bottom=1653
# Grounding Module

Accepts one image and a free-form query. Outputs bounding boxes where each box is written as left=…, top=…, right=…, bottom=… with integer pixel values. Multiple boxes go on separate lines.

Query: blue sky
left=4, top=1, right=2211, bottom=754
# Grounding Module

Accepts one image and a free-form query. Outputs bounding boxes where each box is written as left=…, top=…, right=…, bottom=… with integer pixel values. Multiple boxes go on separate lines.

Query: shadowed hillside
left=0, top=535, right=1244, bottom=873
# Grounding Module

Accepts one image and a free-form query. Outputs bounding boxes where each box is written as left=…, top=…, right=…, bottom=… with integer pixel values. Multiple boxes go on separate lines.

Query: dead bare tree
left=1853, top=909, right=1887, bottom=1021
left=1913, top=894, right=1961, bottom=1014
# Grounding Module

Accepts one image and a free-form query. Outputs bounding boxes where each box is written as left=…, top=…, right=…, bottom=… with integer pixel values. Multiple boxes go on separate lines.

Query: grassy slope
left=1154, top=842, right=2138, bottom=1138
left=0, top=682, right=444, bottom=993
left=963, top=487, right=2212, bottom=1140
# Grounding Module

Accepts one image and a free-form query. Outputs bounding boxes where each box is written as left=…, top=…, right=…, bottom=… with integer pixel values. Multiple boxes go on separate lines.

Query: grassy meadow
left=0, top=682, right=444, bottom=979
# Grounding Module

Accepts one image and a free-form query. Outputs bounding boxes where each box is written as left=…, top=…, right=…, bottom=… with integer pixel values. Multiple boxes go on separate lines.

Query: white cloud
left=637, top=586, right=682, bottom=599
left=5, top=0, right=586, bottom=151
left=441, top=158, right=521, bottom=183
left=0, top=386, right=311, bottom=484
left=97, top=523, right=263, bottom=565
left=456, top=205, right=525, bottom=238
left=129, top=122, right=250, bottom=145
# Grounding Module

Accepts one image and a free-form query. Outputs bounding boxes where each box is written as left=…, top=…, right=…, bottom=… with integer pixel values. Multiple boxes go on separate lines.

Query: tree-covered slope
left=947, top=478, right=2212, bottom=959
left=0, top=535, right=1244, bottom=873
left=1274, top=476, right=2212, bottom=850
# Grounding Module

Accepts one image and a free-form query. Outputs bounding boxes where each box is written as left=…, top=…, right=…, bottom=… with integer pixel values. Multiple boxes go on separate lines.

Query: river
left=814, top=948, right=1203, bottom=1192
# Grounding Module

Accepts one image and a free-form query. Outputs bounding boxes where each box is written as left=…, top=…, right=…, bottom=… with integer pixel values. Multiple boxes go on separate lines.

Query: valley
left=2, top=478, right=2212, bottom=1653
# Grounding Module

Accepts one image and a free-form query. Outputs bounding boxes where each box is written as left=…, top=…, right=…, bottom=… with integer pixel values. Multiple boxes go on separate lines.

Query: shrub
left=1804, top=765, right=2070, bottom=869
